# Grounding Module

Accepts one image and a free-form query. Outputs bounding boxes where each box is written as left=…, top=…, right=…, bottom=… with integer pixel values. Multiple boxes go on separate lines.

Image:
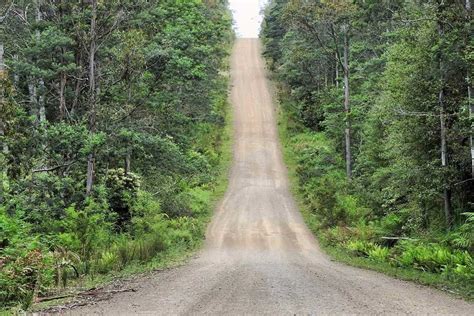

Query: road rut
left=69, top=39, right=473, bottom=315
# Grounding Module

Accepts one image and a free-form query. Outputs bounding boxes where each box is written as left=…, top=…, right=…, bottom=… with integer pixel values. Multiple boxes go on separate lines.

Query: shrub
left=0, top=208, right=53, bottom=309
left=444, top=212, right=474, bottom=252
left=376, top=213, right=404, bottom=237
left=105, top=215, right=171, bottom=270
left=105, top=168, right=141, bottom=228
left=168, top=216, right=203, bottom=247
left=94, top=251, right=119, bottom=274
left=368, top=245, right=390, bottom=262
left=345, top=240, right=375, bottom=257
left=0, top=247, right=53, bottom=309
left=52, top=246, right=81, bottom=288
left=395, top=241, right=473, bottom=275
left=321, top=226, right=353, bottom=246
left=130, top=192, right=162, bottom=236
left=59, top=201, right=112, bottom=263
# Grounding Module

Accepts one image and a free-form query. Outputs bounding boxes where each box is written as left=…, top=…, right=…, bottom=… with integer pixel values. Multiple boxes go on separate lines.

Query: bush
left=168, top=216, right=202, bottom=247
left=368, top=245, right=390, bottom=262
left=94, top=251, right=119, bottom=274
left=444, top=212, right=474, bottom=252
left=105, top=168, right=141, bottom=228
left=52, top=246, right=81, bottom=288
left=395, top=241, right=473, bottom=276
left=345, top=240, right=375, bottom=257
left=0, top=208, right=53, bottom=309
left=58, top=201, right=112, bottom=263
left=321, top=226, right=353, bottom=246
left=130, top=191, right=162, bottom=236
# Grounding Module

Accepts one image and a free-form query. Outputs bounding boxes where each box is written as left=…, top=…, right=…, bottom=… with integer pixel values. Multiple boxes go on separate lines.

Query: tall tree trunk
left=469, top=80, right=473, bottom=178
left=86, top=0, right=97, bottom=195
left=0, top=43, right=7, bottom=155
left=125, top=153, right=131, bottom=175
left=13, top=54, right=19, bottom=86
left=36, top=0, right=46, bottom=123
left=58, top=4, right=67, bottom=121
left=343, top=26, right=352, bottom=179
left=437, top=5, right=452, bottom=227
left=467, top=0, right=473, bottom=177
left=29, top=82, right=38, bottom=120
left=439, top=92, right=452, bottom=226
left=71, top=47, right=83, bottom=116
left=38, top=78, right=46, bottom=123
left=0, top=44, right=3, bottom=77
left=59, top=71, right=67, bottom=120
left=335, top=52, right=339, bottom=88
left=0, top=43, right=9, bottom=198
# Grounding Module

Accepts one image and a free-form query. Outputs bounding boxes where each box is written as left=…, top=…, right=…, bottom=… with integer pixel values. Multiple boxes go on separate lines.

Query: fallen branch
left=36, top=293, right=75, bottom=303
left=37, top=288, right=136, bottom=303
left=381, top=237, right=413, bottom=240
left=79, top=288, right=137, bottom=296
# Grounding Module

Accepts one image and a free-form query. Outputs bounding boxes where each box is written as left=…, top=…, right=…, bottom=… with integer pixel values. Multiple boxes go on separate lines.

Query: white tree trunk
left=0, top=43, right=8, bottom=155
left=467, top=0, right=473, bottom=177
left=38, top=78, right=46, bottom=123
left=86, top=0, right=97, bottom=195
left=437, top=15, right=452, bottom=227
left=59, top=72, right=67, bottom=120
left=343, top=26, right=352, bottom=179
left=36, top=0, right=46, bottom=123
left=13, top=54, right=19, bottom=86
left=29, top=82, right=38, bottom=119
left=469, top=83, right=473, bottom=177
left=0, top=43, right=4, bottom=76
left=439, top=102, right=452, bottom=226
left=0, top=42, right=9, bottom=196
left=125, top=153, right=131, bottom=175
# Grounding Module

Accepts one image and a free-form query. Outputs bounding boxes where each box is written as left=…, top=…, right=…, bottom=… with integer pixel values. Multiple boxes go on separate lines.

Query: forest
left=1, top=0, right=473, bottom=312
left=0, top=0, right=232, bottom=309
left=262, top=0, right=473, bottom=295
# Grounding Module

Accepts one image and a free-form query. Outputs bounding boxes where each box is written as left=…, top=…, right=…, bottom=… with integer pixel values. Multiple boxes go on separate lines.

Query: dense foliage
left=263, top=0, right=473, bottom=293
left=0, top=0, right=232, bottom=309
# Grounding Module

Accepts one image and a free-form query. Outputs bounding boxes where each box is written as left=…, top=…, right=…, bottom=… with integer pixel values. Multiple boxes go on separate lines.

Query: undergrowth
left=277, top=95, right=474, bottom=300
left=0, top=77, right=233, bottom=316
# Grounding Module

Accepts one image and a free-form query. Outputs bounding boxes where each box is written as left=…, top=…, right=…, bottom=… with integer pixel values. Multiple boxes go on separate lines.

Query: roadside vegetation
left=262, top=0, right=473, bottom=298
left=0, top=0, right=232, bottom=311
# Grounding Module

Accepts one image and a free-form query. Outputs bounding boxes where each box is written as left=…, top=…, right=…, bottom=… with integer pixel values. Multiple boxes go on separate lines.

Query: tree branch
left=0, top=1, right=14, bottom=23
left=32, top=160, right=77, bottom=173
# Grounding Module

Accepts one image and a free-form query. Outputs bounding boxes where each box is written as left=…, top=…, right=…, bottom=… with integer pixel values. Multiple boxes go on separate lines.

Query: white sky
left=229, top=0, right=269, bottom=38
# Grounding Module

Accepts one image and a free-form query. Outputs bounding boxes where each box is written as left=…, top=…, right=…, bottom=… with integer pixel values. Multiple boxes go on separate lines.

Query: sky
left=229, top=0, right=269, bottom=38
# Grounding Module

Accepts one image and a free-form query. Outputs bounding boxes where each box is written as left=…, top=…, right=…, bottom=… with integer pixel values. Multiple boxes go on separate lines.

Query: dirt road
left=69, top=39, right=473, bottom=315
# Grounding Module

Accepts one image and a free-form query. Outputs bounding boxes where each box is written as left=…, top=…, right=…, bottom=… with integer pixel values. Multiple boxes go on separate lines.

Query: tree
left=285, top=0, right=357, bottom=179
left=1, top=0, right=233, bottom=308
left=86, top=0, right=98, bottom=195
left=263, top=0, right=473, bottom=235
